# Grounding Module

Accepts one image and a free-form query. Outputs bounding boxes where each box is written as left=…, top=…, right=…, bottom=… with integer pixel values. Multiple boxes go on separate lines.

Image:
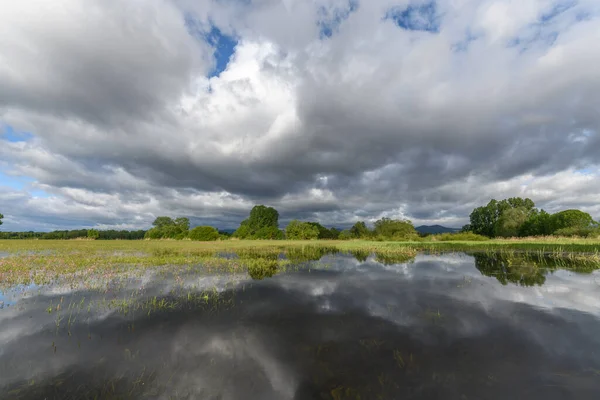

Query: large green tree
left=494, top=207, right=529, bottom=237
left=518, top=209, right=553, bottom=236
left=350, top=221, right=371, bottom=238
left=152, top=216, right=175, bottom=228
left=233, top=205, right=282, bottom=239
left=0, top=213, right=3, bottom=226
left=469, top=198, right=536, bottom=237
left=549, top=209, right=595, bottom=232
left=145, top=216, right=190, bottom=239
left=174, top=217, right=190, bottom=231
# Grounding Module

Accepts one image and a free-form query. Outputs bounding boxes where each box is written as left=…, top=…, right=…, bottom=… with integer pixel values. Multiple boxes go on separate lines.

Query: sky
left=0, top=0, right=599, bottom=232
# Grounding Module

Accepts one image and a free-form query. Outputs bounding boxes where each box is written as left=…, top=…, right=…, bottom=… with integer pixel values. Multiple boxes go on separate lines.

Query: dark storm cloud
left=0, top=0, right=599, bottom=230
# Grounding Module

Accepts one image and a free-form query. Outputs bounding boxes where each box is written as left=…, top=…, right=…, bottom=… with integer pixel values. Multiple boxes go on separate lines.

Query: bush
left=286, top=220, right=319, bottom=240
left=374, top=218, right=417, bottom=239
left=188, top=226, right=220, bottom=241
left=553, top=226, right=600, bottom=238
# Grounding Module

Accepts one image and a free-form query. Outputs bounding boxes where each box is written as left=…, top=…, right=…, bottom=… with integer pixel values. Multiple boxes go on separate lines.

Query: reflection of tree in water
left=473, top=253, right=546, bottom=287
left=350, top=250, right=369, bottom=262
left=473, top=251, right=600, bottom=287
left=285, top=246, right=339, bottom=263
left=247, top=260, right=280, bottom=280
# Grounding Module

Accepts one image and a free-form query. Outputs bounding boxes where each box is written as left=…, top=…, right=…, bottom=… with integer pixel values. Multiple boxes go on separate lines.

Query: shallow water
left=1, top=253, right=599, bottom=399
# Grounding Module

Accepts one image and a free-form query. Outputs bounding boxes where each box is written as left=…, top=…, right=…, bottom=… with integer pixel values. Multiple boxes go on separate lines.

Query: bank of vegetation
left=0, top=197, right=598, bottom=242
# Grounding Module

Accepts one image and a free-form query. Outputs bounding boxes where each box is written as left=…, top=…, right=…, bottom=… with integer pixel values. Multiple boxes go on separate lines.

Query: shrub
left=188, top=226, right=220, bottom=241
left=285, top=220, right=319, bottom=240
left=553, top=226, right=600, bottom=238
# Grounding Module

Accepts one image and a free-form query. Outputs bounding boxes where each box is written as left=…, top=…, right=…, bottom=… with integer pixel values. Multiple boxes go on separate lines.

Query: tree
left=329, top=227, right=341, bottom=239
left=469, top=199, right=501, bottom=237
left=549, top=210, right=595, bottom=232
left=518, top=209, right=552, bottom=236
left=189, top=226, right=219, bottom=241
left=0, top=213, right=3, bottom=226
left=174, top=217, right=190, bottom=231
left=338, top=230, right=353, bottom=240
left=494, top=207, right=529, bottom=237
left=253, top=226, right=284, bottom=240
left=87, top=229, right=99, bottom=239
left=232, top=224, right=251, bottom=239
left=144, top=228, right=163, bottom=239
left=152, top=216, right=175, bottom=228
left=469, top=198, right=536, bottom=237
left=350, top=221, right=371, bottom=238
left=146, top=216, right=189, bottom=239
left=373, top=218, right=418, bottom=239
left=306, top=222, right=339, bottom=239
left=247, top=205, right=279, bottom=229
left=286, top=220, right=319, bottom=240
left=233, top=205, right=280, bottom=239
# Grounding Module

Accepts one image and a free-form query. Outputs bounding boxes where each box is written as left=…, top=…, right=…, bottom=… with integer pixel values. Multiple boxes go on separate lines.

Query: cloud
left=0, top=0, right=599, bottom=231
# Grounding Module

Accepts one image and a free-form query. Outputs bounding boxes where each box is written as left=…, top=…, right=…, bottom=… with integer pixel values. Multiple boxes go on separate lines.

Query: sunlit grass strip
left=2, top=237, right=600, bottom=254
left=1, top=239, right=599, bottom=287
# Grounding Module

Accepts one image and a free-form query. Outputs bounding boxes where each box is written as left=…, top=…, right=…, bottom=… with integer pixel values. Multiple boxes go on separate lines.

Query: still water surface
left=1, top=253, right=599, bottom=399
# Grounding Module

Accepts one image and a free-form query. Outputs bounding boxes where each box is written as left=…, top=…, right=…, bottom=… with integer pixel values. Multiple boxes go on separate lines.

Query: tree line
left=141, top=206, right=421, bottom=241
left=462, top=197, right=599, bottom=238
left=0, top=199, right=597, bottom=241
left=230, top=205, right=420, bottom=240
left=0, top=229, right=147, bottom=240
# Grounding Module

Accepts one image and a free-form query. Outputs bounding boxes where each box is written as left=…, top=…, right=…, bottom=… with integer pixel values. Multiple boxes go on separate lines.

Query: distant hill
left=415, top=225, right=459, bottom=235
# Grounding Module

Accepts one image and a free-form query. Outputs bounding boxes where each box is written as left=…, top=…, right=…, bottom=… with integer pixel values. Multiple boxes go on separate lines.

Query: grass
left=0, top=238, right=599, bottom=287
left=1, top=237, right=600, bottom=253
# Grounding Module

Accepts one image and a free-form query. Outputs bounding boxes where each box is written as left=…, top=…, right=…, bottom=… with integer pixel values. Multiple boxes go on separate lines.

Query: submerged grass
left=0, top=238, right=599, bottom=287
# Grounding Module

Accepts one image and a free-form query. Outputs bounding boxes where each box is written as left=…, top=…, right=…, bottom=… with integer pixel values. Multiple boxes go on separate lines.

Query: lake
left=1, top=252, right=599, bottom=399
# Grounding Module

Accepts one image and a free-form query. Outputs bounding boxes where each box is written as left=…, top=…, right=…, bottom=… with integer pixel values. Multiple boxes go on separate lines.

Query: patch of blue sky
left=0, top=170, right=33, bottom=190
left=451, top=30, right=479, bottom=52
left=1, top=124, right=33, bottom=142
left=576, top=168, right=593, bottom=175
left=507, top=1, right=587, bottom=53
left=206, top=26, right=238, bottom=77
left=539, top=0, right=577, bottom=23
left=30, top=190, right=50, bottom=198
left=0, top=169, right=49, bottom=197
left=507, top=28, right=559, bottom=53
left=317, top=0, right=359, bottom=39
left=385, top=1, right=440, bottom=33
left=184, top=14, right=238, bottom=78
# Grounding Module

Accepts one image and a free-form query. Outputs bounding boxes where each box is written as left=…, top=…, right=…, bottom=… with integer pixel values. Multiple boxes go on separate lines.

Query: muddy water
left=0, top=253, right=599, bottom=399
